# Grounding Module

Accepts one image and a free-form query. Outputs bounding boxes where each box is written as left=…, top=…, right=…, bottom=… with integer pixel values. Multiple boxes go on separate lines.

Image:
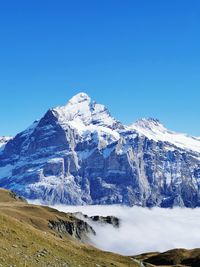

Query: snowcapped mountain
left=0, top=93, right=200, bottom=207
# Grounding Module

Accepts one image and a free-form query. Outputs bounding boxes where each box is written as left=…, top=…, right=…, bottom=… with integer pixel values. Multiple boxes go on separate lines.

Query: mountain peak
left=133, top=118, right=165, bottom=130
left=52, top=92, right=121, bottom=130
left=67, top=92, right=91, bottom=105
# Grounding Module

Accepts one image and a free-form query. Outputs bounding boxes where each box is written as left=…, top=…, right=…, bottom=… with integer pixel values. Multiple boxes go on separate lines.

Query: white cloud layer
left=32, top=202, right=200, bottom=256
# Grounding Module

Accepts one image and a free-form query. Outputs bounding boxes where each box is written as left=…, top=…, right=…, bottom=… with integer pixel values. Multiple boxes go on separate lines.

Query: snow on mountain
left=53, top=92, right=121, bottom=129
left=53, top=92, right=122, bottom=148
left=0, top=93, right=200, bottom=207
left=0, top=136, right=12, bottom=150
left=130, top=118, right=200, bottom=154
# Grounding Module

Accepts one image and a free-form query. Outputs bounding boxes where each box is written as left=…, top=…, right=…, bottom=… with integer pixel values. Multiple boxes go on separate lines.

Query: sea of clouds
left=30, top=201, right=200, bottom=256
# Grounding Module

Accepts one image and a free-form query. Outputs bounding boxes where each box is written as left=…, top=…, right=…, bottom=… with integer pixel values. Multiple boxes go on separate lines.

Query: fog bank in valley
left=33, top=202, right=200, bottom=256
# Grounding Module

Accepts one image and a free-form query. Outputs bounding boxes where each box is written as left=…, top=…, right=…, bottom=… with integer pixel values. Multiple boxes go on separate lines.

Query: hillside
left=0, top=188, right=138, bottom=267
left=136, top=248, right=200, bottom=267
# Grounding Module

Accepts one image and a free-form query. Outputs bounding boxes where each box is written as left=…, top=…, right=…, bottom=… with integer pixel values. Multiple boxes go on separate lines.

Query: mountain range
left=0, top=92, right=200, bottom=207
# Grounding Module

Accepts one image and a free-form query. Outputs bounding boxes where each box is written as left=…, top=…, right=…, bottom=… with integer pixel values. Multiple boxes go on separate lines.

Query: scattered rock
left=36, top=248, right=49, bottom=258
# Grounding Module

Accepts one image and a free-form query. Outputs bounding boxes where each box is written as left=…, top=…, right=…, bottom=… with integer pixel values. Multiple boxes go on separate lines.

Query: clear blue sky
left=0, top=0, right=200, bottom=136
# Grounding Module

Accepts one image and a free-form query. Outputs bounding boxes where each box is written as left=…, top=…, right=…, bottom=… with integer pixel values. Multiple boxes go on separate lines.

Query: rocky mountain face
left=0, top=92, right=200, bottom=207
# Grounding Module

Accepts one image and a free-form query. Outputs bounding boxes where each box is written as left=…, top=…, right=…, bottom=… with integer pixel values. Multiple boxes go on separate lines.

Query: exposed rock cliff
left=48, top=217, right=95, bottom=241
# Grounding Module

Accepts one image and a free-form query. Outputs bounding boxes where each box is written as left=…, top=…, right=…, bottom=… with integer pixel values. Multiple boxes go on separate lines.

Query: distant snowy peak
left=133, top=118, right=166, bottom=131
left=52, top=92, right=122, bottom=131
left=131, top=118, right=200, bottom=154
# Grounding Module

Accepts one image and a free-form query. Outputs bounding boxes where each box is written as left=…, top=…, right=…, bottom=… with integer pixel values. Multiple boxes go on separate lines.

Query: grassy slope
left=0, top=189, right=138, bottom=267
